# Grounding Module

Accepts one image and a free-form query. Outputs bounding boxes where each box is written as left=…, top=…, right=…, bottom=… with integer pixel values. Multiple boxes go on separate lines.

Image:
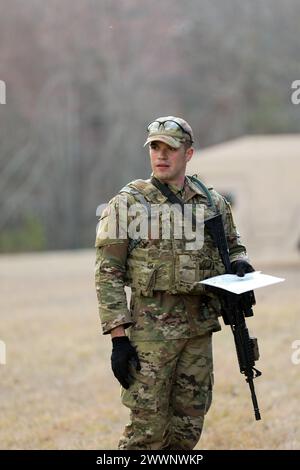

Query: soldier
left=95, top=116, right=254, bottom=450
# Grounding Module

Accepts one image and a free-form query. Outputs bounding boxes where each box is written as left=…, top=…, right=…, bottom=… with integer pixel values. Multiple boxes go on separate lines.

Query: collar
left=183, top=175, right=210, bottom=202
left=147, top=175, right=210, bottom=203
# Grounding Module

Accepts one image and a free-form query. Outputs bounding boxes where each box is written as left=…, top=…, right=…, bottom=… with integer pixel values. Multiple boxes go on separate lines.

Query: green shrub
left=0, top=216, right=46, bottom=253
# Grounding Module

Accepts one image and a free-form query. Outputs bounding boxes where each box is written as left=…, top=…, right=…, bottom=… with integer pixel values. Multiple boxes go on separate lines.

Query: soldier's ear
left=185, top=146, right=194, bottom=162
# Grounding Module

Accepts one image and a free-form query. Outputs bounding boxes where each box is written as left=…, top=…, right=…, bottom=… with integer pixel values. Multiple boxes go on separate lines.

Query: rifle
left=205, top=214, right=262, bottom=420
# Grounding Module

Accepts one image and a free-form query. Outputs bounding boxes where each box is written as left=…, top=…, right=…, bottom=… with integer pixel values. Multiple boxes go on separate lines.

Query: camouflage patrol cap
left=144, top=116, right=194, bottom=149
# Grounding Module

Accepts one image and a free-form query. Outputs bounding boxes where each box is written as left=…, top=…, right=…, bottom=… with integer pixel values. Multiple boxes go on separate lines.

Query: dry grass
left=0, top=250, right=299, bottom=449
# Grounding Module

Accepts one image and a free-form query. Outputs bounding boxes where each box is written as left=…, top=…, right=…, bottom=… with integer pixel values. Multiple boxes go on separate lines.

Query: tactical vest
left=119, top=177, right=226, bottom=296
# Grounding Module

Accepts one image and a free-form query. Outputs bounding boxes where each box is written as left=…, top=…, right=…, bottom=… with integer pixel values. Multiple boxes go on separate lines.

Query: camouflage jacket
left=95, top=176, right=248, bottom=340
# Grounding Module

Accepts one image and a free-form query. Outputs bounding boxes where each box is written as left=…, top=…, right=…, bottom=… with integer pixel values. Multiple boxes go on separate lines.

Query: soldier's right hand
left=111, top=336, right=141, bottom=389
left=231, top=259, right=255, bottom=277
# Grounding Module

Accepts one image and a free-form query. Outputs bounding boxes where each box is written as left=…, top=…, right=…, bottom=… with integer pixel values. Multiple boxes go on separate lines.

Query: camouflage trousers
left=118, top=332, right=213, bottom=450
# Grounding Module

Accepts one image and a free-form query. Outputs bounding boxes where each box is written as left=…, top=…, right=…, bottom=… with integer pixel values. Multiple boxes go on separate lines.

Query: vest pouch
left=127, top=245, right=175, bottom=295
left=212, top=258, right=227, bottom=276
left=126, top=248, right=160, bottom=296
left=129, top=265, right=157, bottom=296
left=175, top=253, right=222, bottom=295
left=197, top=257, right=216, bottom=283
left=175, top=253, right=200, bottom=294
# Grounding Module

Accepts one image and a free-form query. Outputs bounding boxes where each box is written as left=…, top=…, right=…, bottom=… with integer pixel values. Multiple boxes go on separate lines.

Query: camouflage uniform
left=95, top=176, right=248, bottom=450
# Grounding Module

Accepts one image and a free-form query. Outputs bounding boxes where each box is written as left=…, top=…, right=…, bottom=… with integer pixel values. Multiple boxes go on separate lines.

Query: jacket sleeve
left=214, top=192, right=249, bottom=263
left=94, top=193, right=135, bottom=335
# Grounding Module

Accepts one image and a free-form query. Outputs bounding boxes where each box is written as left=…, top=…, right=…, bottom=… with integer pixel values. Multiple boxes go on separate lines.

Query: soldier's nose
left=159, top=150, right=168, bottom=159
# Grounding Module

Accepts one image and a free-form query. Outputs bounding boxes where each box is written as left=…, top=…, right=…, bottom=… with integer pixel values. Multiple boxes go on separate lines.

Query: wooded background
left=0, top=0, right=299, bottom=251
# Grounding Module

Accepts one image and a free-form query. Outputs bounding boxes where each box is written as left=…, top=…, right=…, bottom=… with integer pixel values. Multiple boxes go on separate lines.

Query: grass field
left=0, top=250, right=299, bottom=449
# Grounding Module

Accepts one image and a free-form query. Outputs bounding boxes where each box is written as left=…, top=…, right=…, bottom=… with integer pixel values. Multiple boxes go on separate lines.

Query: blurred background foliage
left=0, top=0, right=299, bottom=252
left=0, top=215, right=46, bottom=252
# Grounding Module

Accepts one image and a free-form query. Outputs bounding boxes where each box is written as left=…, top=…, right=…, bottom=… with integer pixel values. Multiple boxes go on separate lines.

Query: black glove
left=231, top=260, right=255, bottom=277
left=111, top=336, right=141, bottom=389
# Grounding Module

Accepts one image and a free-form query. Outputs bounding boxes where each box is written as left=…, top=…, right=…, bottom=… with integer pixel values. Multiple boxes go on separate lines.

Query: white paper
left=199, top=271, right=285, bottom=294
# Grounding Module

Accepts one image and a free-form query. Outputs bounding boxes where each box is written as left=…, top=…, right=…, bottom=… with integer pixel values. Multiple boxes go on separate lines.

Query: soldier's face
left=149, top=141, right=193, bottom=186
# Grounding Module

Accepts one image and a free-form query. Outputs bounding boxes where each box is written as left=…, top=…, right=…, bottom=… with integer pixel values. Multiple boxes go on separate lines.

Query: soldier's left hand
left=231, top=260, right=255, bottom=277
left=111, top=336, right=141, bottom=389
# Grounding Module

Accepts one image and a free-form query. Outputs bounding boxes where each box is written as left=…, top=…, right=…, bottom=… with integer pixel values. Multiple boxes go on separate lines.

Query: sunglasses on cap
left=147, top=119, right=193, bottom=143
